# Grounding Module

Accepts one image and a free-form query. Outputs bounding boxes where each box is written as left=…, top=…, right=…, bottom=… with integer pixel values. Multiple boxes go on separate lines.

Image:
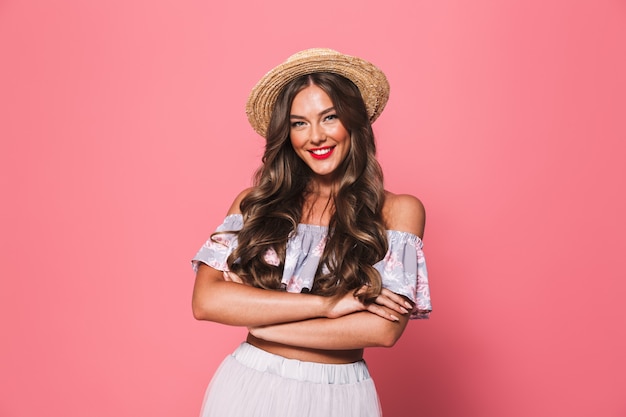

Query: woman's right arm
left=191, top=188, right=387, bottom=327
left=193, top=264, right=406, bottom=327
left=193, top=263, right=337, bottom=326
left=191, top=188, right=408, bottom=327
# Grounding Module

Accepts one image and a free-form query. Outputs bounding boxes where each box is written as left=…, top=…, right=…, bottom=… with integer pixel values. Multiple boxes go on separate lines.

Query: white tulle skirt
left=199, top=342, right=382, bottom=417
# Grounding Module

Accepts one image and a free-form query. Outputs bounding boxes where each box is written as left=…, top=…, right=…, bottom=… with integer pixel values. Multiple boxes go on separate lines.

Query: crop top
left=192, top=214, right=431, bottom=319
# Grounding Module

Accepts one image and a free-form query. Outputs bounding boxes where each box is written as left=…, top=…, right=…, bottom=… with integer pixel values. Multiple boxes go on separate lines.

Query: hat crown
left=246, top=48, right=389, bottom=137
left=287, top=48, right=341, bottom=63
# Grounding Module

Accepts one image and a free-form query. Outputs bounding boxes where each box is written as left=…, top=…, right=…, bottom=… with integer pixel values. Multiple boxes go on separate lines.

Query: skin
left=192, top=84, right=426, bottom=364
left=289, top=84, right=351, bottom=191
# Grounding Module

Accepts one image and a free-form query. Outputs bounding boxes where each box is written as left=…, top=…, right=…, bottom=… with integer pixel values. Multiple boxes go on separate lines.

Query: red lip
left=309, top=147, right=335, bottom=160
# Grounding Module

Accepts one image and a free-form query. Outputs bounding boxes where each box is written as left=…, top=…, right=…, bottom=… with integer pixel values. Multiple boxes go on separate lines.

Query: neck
left=302, top=185, right=335, bottom=226
left=306, top=177, right=338, bottom=198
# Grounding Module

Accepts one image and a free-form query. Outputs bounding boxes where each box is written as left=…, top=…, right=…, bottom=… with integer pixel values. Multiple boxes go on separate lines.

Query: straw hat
left=246, top=48, right=390, bottom=137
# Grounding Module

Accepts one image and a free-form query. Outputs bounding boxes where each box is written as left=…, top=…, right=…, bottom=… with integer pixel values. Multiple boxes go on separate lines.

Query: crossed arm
left=192, top=262, right=412, bottom=348
left=191, top=189, right=424, bottom=350
left=247, top=308, right=412, bottom=350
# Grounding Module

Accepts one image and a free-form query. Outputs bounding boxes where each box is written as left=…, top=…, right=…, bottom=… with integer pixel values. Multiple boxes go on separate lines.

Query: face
left=289, top=84, right=351, bottom=182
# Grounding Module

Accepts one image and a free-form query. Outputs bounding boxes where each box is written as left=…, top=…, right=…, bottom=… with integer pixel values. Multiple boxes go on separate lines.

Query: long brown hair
left=227, top=72, right=387, bottom=302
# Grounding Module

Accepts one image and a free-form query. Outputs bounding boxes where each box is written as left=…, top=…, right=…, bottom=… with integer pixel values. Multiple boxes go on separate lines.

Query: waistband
left=231, top=342, right=372, bottom=384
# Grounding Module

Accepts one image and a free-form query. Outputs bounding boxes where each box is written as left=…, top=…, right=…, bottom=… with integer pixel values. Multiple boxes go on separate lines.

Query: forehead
left=291, top=84, right=333, bottom=112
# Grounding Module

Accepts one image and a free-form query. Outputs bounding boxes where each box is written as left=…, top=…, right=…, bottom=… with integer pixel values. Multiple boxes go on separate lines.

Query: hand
left=325, top=287, right=412, bottom=322
left=324, top=290, right=367, bottom=319
left=366, top=288, right=413, bottom=321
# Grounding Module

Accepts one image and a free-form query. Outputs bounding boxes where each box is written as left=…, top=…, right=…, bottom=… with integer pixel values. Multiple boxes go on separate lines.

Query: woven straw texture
left=246, top=48, right=390, bottom=137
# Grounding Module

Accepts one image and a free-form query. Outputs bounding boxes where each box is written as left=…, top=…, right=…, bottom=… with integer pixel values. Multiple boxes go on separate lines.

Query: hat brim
left=246, top=48, right=390, bottom=138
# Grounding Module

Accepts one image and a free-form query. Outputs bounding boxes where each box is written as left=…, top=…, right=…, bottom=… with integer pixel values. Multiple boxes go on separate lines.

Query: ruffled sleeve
left=191, top=214, right=243, bottom=273
left=374, top=230, right=432, bottom=319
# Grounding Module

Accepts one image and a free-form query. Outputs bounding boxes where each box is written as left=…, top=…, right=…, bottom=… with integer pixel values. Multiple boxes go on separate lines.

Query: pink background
left=1, top=1, right=625, bottom=416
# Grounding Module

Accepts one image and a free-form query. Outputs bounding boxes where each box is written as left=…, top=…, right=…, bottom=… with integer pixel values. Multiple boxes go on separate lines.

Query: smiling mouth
left=309, top=147, right=335, bottom=160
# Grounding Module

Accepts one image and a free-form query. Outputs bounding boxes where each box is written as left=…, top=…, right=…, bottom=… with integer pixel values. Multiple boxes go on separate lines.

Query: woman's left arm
left=249, top=302, right=411, bottom=349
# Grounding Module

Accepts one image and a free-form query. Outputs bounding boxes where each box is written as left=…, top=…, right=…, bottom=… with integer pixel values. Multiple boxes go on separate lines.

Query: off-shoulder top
left=192, top=214, right=431, bottom=319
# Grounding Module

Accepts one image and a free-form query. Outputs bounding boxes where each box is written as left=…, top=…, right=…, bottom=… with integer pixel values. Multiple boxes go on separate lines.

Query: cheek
left=335, top=128, right=350, bottom=145
left=290, top=132, right=306, bottom=149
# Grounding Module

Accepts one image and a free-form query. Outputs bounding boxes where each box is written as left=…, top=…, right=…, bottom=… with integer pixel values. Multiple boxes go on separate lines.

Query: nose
left=309, top=123, right=327, bottom=145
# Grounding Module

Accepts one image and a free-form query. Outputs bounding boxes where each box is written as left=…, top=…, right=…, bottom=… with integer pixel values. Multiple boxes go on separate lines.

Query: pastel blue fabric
left=192, top=214, right=431, bottom=318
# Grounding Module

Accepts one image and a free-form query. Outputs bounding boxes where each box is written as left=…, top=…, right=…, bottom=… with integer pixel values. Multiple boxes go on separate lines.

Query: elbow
left=192, top=304, right=204, bottom=321
left=374, top=321, right=407, bottom=348
left=377, top=330, right=401, bottom=348
left=192, top=306, right=204, bottom=321
left=192, top=297, right=211, bottom=321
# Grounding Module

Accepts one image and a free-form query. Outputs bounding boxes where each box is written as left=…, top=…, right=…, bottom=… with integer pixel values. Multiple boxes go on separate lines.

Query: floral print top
left=192, top=214, right=431, bottom=319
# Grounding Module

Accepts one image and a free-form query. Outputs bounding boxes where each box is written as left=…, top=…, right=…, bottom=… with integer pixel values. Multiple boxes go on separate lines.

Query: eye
left=291, top=121, right=306, bottom=128
left=323, top=114, right=338, bottom=122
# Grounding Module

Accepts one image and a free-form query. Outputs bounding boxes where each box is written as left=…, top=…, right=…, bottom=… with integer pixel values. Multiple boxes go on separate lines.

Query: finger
left=375, top=289, right=410, bottom=314
left=366, top=304, right=400, bottom=322
left=375, top=295, right=409, bottom=315
left=380, top=289, right=414, bottom=310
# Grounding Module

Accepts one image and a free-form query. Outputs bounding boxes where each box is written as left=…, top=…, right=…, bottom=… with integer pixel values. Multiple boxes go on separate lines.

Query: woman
left=191, top=48, right=431, bottom=417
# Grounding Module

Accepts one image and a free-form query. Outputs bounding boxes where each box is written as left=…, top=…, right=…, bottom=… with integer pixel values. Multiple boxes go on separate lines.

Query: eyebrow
left=290, top=106, right=336, bottom=119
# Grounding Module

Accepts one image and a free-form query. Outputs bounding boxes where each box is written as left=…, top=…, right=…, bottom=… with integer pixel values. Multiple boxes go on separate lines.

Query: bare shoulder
left=382, top=191, right=426, bottom=238
left=226, top=187, right=254, bottom=215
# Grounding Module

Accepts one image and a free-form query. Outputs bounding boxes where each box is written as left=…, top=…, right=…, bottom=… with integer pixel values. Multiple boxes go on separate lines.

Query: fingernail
left=400, top=307, right=409, bottom=314
left=404, top=301, right=413, bottom=309
left=390, top=315, right=400, bottom=322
